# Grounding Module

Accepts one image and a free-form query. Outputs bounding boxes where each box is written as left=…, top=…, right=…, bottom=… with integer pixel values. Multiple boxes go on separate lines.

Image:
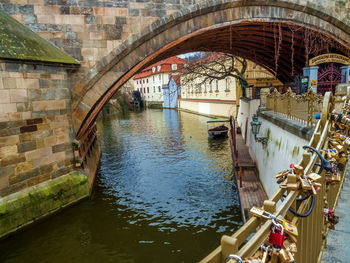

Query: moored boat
left=207, top=119, right=230, bottom=138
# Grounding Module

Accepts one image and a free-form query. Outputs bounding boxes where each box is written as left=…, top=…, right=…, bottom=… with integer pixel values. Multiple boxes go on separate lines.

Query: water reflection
left=0, top=109, right=242, bottom=263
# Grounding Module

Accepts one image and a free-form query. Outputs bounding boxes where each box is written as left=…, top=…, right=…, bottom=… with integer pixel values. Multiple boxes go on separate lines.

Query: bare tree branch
left=182, top=52, right=249, bottom=97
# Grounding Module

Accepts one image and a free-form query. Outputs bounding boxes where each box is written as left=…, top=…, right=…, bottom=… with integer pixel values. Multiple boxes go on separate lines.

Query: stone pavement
left=322, top=165, right=350, bottom=262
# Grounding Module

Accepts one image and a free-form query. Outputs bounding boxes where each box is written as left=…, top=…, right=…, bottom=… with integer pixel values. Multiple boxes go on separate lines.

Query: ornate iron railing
left=265, top=88, right=323, bottom=127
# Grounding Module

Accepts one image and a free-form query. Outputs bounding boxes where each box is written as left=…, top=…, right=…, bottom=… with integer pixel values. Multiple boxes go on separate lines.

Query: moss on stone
left=0, top=172, right=89, bottom=238
left=0, top=9, right=79, bottom=65
left=266, top=128, right=271, bottom=141
left=292, top=146, right=300, bottom=158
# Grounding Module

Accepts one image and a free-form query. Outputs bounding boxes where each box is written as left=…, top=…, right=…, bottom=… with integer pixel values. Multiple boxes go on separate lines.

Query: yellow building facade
left=178, top=57, right=282, bottom=118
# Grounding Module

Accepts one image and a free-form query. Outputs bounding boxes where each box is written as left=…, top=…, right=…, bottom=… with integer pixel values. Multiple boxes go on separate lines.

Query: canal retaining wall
left=178, top=99, right=236, bottom=118
left=0, top=172, right=89, bottom=239
left=237, top=98, right=311, bottom=197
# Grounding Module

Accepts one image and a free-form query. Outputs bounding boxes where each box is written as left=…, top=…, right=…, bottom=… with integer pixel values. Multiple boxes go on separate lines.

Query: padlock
left=259, top=244, right=271, bottom=263
left=331, top=174, right=341, bottom=182
left=338, top=157, right=347, bottom=165
left=325, top=177, right=333, bottom=184
left=278, top=248, right=294, bottom=263
left=326, top=151, right=333, bottom=159
left=283, top=239, right=297, bottom=254
left=307, top=173, right=322, bottom=182
left=299, top=176, right=312, bottom=191
left=323, top=208, right=334, bottom=214
left=329, top=149, right=339, bottom=159
left=294, top=165, right=304, bottom=176
left=269, top=220, right=285, bottom=247
left=336, top=144, right=344, bottom=152
left=260, top=249, right=269, bottom=263
left=268, top=247, right=279, bottom=263
left=328, top=213, right=339, bottom=225
left=328, top=221, right=335, bottom=230
left=280, top=183, right=299, bottom=190
left=280, top=217, right=298, bottom=239
left=275, top=170, right=288, bottom=179
left=250, top=206, right=265, bottom=218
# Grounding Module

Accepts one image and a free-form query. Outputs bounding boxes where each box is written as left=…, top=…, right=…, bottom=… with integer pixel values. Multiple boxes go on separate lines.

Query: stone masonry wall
left=0, top=61, right=75, bottom=198
left=1, top=0, right=350, bottom=75
left=1, top=0, right=194, bottom=71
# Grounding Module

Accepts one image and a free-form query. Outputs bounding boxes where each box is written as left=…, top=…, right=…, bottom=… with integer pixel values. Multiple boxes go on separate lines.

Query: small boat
left=207, top=119, right=230, bottom=138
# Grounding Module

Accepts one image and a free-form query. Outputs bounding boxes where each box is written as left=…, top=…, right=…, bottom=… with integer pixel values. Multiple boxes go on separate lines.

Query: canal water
left=0, top=109, right=242, bottom=263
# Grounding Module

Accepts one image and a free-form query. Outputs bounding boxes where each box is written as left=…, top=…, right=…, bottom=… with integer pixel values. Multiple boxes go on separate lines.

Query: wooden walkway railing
left=201, top=88, right=350, bottom=263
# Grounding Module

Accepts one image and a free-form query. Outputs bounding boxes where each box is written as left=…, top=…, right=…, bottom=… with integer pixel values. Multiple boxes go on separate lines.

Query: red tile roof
left=133, top=56, right=188, bottom=80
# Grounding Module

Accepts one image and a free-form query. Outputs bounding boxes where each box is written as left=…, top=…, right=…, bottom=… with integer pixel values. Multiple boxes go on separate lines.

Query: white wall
left=178, top=100, right=236, bottom=117
left=249, top=118, right=309, bottom=197
left=236, top=98, right=260, bottom=146
left=236, top=98, right=309, bottom=197
left=133, top=73, right=166, bottom=102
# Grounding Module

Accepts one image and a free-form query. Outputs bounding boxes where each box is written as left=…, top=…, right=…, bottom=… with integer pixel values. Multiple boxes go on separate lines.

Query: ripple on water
left=0, top=109, right=242, bottom=263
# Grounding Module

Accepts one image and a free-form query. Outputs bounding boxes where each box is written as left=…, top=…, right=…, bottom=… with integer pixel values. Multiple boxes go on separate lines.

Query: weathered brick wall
left=0, top=62, right=75, bottom=197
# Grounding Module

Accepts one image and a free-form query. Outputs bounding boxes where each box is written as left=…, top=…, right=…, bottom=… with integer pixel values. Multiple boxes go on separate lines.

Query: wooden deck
left=230, top=126, right=268, bottom=222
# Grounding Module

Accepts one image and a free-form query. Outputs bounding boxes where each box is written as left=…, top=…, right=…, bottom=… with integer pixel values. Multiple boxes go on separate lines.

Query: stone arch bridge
left=71, top=0, right=350, bottom=140
left=0, top=0, right=349, bottom=238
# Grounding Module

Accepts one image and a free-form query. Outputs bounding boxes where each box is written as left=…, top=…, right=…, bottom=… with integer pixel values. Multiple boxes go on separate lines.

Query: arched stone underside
left=72, top=1, right=350, bottom=140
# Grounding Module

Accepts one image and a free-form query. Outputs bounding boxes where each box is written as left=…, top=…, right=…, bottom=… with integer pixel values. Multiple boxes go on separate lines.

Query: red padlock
left=269, top=220, right=285, bottom=247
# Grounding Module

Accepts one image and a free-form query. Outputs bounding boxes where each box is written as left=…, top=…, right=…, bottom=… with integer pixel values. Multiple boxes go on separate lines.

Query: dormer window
left=171, top=64, right=177, bottom=70
left=152, top=67, right=156, bottom=73
left=157, top=65, right=161, bottom=72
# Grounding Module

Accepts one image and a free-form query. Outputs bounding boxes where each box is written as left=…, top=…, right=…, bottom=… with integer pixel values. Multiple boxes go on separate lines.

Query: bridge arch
left=72, top=0, right=350, bottom=139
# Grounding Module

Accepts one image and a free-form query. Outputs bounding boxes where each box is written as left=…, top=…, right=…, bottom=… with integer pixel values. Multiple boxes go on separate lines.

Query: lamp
left=250, top=114, right=268, bottom=146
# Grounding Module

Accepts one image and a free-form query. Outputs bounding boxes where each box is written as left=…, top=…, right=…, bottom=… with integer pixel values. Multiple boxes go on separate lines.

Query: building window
left=171, top=64, right=177, bottom=70
left=215, top=80, right=219, bottom=92
left=158, top=86, right=161, bottom=92
left=152, top=67, right=156, bottom=73
left=147, top=79, right=148, bottom=83
left=154, top=87, right=155, bottom=92
left=159, top=75, right=161, bottom=80
left=153, top=76, right=155, bottom=81
left=209, top=82, right=212, bottom=92
left=225, top=79, right=230, bottom=91
left=204, top=83, right=207, bottom=93
left=143, top=88, right=145, bottom=93
left=147, top=87, right=149, bottom=93
left=157, top=65, right=161, bottom=72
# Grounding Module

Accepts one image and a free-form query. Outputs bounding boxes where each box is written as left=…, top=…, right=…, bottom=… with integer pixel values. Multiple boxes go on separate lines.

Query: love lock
left=269, top=219, right=286, bottom=248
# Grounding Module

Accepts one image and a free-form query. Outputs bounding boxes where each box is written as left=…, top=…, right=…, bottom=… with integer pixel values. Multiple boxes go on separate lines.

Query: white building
left=133, top=57, right=187, bottom=106
left=179, top=55, right=281, bottom=117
